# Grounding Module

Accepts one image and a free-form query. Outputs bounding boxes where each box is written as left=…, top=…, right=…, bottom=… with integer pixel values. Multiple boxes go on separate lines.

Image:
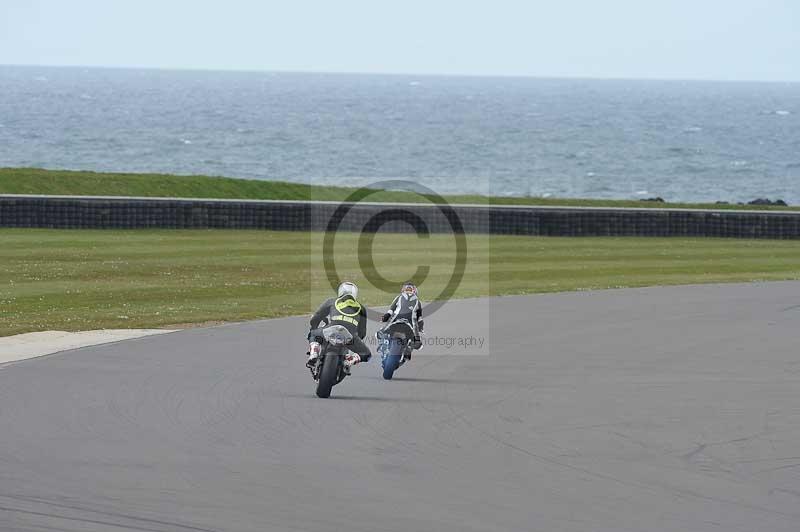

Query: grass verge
left=1, top=229, right=799, bottom=336
left=1, top=168, right=796, bottom=211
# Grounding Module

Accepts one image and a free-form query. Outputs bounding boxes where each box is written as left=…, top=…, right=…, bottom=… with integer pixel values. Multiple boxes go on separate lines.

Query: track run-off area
left=2, top=282, right=800, bottom=532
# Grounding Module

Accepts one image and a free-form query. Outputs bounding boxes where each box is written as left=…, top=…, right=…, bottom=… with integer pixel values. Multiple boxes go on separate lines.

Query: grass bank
left=1, top=168, right=796, bottom=211
left=1, top=229, right=799, bottom=336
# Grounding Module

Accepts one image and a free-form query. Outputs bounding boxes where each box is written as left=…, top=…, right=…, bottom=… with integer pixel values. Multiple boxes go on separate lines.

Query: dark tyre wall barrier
left=1, top=195, right=799, bottom=239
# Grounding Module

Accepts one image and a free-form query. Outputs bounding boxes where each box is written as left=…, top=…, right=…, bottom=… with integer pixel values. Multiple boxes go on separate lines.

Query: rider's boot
left=343, top=353, right=361, bottom=375
left=306, top=342, right=322, bottom=369
left=403, top=345, right=413, bottom=363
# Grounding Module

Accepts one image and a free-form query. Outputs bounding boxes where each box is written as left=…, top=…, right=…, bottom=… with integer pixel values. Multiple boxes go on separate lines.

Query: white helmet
left=337, top=281, right=358, bottom=299
left=401, top=282, right=417, bottom=299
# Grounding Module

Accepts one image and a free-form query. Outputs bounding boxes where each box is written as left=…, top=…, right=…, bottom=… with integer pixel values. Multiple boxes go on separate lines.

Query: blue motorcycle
left=376, top=318, right=417, bottom=380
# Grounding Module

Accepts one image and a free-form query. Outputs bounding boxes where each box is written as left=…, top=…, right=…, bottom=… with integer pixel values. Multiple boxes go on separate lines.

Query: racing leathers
left=381, top=293, right=424, bottom=350
left=308, top=294, right=372, bottom=362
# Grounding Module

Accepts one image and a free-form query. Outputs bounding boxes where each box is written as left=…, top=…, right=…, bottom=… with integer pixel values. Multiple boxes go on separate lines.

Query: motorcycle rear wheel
left=316, top=353, right=341, bottom=398
left=382, top=341, right=404, bottom=380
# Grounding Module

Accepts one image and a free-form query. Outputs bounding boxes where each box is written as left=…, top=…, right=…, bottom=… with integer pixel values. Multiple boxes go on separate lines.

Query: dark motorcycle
left=309, top=325, right=354, bottom=398
left=376, top=318, right=417, bottom=380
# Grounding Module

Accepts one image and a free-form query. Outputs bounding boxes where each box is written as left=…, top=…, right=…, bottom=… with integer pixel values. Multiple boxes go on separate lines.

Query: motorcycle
left=308, top=325, right=354, bottom=398
left=376, top=318, right=418, bottom=380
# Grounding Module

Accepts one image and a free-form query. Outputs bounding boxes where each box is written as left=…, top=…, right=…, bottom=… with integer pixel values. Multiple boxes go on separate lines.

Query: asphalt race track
left=2, top=282, right=800, bottom=532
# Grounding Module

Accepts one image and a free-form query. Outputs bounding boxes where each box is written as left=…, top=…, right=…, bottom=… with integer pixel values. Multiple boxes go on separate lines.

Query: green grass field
left=1, top=168, right=796, bottom=211
left=2, top=229, right=799, bottom=337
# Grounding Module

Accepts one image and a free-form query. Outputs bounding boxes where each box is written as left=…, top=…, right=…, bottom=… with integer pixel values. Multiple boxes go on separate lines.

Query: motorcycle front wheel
left=316, top=353, right=341, bottom=398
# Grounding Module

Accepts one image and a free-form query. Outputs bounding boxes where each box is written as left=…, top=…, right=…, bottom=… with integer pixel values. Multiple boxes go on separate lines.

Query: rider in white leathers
left=380, top=282, right=424, bottom=361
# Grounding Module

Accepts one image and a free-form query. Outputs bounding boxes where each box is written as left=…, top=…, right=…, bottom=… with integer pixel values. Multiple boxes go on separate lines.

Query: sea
left=1, top=65, right=798, bottom=204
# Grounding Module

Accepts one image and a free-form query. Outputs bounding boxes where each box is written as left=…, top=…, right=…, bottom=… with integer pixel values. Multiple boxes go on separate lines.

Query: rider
left=307, top=281, right=371, bottom=371
left=381, top=281, right=424, bottom=361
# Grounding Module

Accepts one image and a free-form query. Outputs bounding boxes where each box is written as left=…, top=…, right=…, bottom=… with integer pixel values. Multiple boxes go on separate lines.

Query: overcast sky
left=1, top=0, right=798, bottom=81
